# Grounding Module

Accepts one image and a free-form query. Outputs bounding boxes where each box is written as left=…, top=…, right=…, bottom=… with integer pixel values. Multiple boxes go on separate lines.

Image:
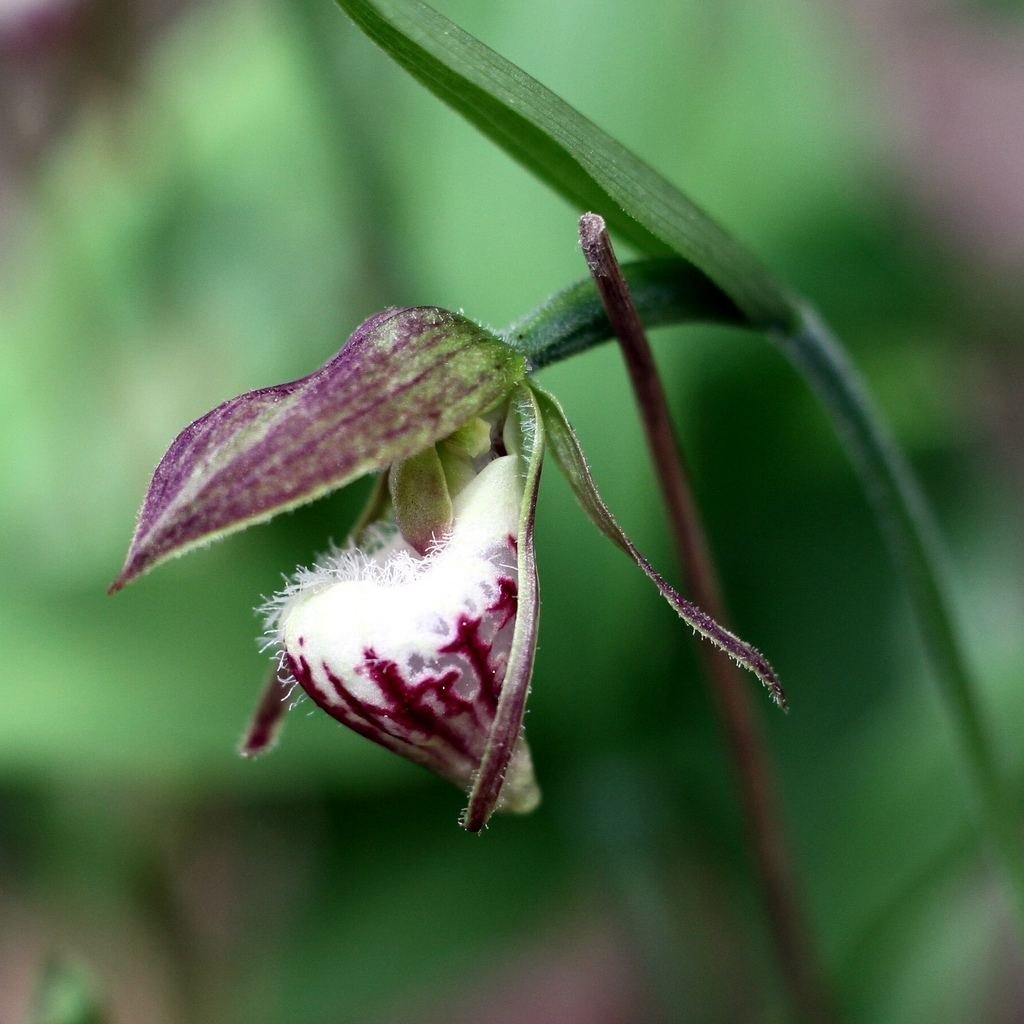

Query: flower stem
left=578, top=213, right=838, bottom=1023
left=508, top=257, right=1024, bottom=935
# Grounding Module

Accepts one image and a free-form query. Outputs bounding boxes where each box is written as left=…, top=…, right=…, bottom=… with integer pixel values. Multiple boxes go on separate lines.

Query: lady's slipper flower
left=111, top=306, right=783, bottom=831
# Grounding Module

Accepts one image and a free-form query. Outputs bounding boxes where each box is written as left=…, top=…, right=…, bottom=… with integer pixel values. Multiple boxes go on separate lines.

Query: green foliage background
left=3, top=1, right=1023, bottom=1021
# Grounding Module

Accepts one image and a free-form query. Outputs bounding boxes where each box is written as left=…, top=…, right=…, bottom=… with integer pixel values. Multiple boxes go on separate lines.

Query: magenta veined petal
left=259, top=414, right=543, bottom=823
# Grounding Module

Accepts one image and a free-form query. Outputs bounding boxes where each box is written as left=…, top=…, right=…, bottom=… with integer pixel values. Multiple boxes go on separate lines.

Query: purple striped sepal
left=109, top=307, right=526, bottom=593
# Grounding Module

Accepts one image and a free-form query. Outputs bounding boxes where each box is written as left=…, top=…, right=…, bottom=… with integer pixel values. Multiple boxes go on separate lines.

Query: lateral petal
left=462, top=384, right=546, bottom=831
left=532, top=381, right=786, bottom=709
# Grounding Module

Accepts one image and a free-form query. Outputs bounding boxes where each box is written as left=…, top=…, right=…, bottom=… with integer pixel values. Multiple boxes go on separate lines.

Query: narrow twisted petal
left=462, top=384, right=544, bottom=831
left=110, top=307, right=526, bottom=592
left=239, top=667, right=292, bottom=758
left=531, top=381, right=786, bottom=708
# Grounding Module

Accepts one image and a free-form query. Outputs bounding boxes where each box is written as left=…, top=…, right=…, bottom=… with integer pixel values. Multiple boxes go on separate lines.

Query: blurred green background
left=3, top=0, right=1024, bottom=1021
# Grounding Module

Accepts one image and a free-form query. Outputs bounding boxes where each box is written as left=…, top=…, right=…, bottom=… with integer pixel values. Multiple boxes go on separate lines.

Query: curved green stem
left=778, top=307, right=1024, bottom=925
left=504, top=258, right=744, bottom=369
left=504, top=259, right=1024, bottom=930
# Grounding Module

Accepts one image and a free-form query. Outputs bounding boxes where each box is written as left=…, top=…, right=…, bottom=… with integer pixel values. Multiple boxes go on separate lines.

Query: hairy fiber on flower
left=112, top=300, right=783, bottom=833
left=260, top=445, right=540, bottom=817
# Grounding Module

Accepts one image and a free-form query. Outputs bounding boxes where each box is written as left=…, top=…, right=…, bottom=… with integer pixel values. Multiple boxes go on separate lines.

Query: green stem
left=505, top=259, right=1024, bottom=931
left=504, top=258, right=744, bottom=369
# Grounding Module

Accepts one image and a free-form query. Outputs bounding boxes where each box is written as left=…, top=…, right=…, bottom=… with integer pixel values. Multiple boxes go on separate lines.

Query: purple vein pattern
left=266, top=454, right=540, bottom=815
left=111, top=307, right=526, bottom=592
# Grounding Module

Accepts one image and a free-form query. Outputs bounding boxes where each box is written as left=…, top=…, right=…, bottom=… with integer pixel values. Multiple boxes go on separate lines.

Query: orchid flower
left=111, top=306, right=783, bottom=831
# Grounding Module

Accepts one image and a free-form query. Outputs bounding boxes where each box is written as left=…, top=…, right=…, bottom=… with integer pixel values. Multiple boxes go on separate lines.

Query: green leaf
left=514, top=264, right=1024, bottom=927
left=780, top=306, right=1024, bottom=923
left=332, top=0, right=1024, bottom=926
left=332, top=0, right=795, bottom=331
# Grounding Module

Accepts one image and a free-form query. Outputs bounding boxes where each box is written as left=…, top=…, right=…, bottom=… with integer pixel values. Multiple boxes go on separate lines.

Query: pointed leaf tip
left=531, top=381, right=786, bottom=709
left=111, top=307, right=526, bottom=591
